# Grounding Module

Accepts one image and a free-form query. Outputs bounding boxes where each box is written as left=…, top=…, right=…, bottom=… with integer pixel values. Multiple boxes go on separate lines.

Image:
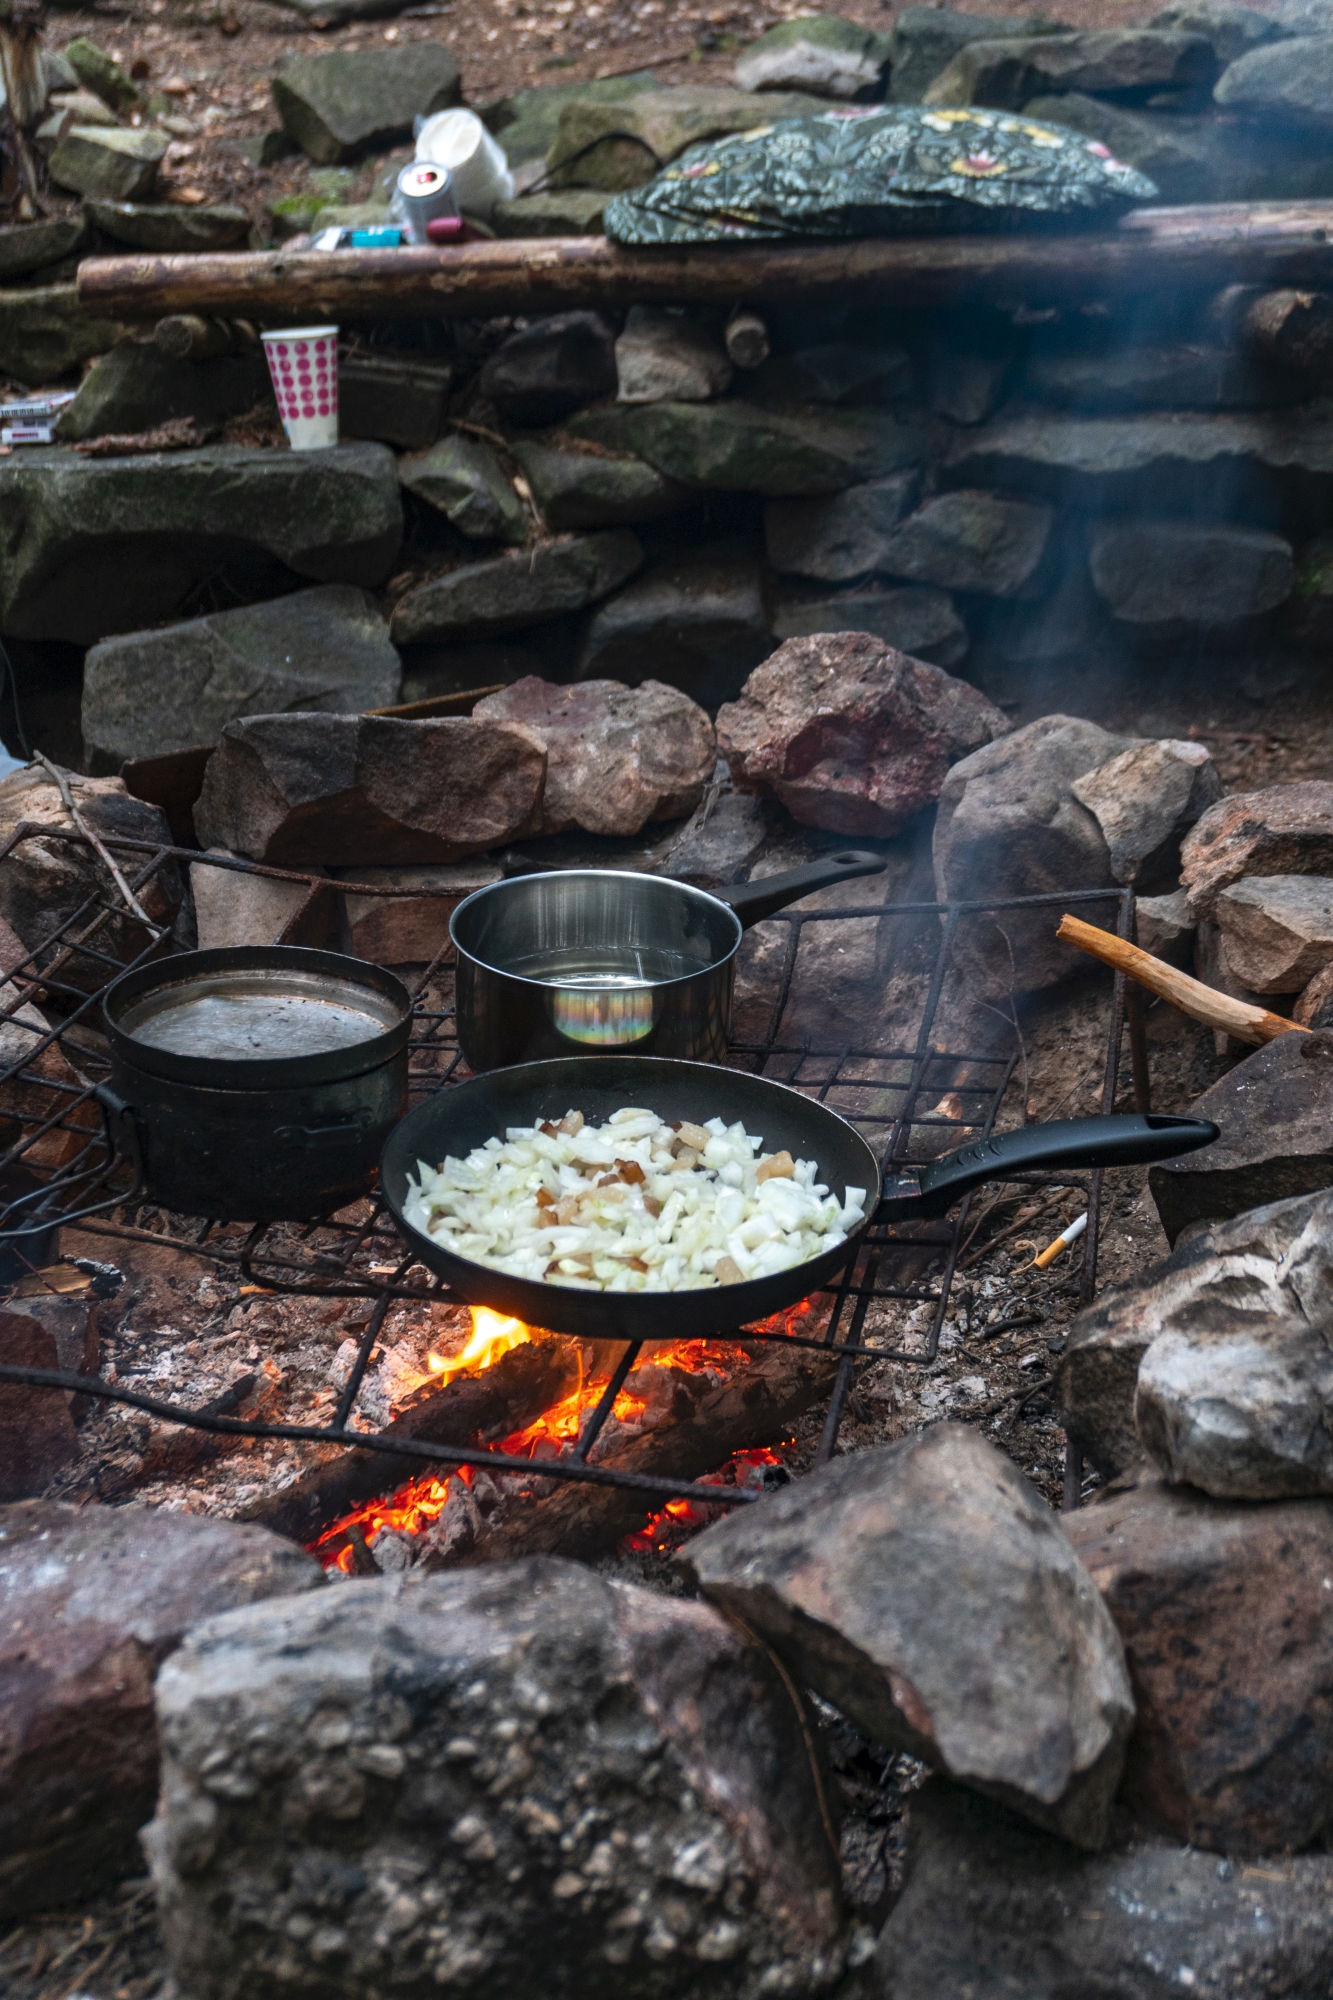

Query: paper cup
left=261, top=326, right=339, bottom=450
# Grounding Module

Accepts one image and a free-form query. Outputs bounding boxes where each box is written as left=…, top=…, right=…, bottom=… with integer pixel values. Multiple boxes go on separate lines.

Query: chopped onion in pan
left=403, top=1107, right=868, bottom=1293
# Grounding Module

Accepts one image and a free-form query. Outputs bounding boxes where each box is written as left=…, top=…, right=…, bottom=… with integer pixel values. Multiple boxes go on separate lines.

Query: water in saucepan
left=128, top=992, right=386, bottom=1061
left=507, top=948, right=705, bottom=987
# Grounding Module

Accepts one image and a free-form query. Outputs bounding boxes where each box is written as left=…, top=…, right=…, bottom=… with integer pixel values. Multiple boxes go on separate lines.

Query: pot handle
left=914, top=1113, right=1219, bottom=1217
left=716, top=850, right=887, bottom=930
left=95, top=1085, right=145, bottom=1185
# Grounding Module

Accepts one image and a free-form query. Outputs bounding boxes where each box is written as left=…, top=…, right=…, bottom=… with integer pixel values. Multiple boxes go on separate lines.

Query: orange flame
left=312, top=1299, right=819, bottom=1570
left=426, top=1305, right=531, bottom=1388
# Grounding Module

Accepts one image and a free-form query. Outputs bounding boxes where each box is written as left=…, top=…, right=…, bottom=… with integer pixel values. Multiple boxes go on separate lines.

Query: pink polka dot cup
left=261, top=325, right=339, bottom=451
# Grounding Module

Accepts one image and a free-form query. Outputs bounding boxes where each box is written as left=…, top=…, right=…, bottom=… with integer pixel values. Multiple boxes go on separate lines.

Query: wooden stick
left=76, top=200, right=1333, bottom=324
left=1057, top=913, right=1310, bottom=1045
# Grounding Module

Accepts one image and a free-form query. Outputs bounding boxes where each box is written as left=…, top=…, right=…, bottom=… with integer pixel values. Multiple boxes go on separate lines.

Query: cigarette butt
left=1034, top=1212, right=1088, bottom=1269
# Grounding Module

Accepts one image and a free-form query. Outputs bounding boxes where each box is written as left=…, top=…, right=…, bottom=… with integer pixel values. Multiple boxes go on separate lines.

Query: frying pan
left=380, top=1056, right=1218, bottom=1344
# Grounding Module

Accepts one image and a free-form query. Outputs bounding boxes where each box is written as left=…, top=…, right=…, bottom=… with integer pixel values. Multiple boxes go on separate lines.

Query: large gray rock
left=1297, top=958, right=1333, bottom=1026
left=54, top=340, right=271, bottom=444
left=483, top=72, right=665, bottom=167
left=575, top=541, right=773, bottom=708
left=1024, top=337, right=1301, bottom=411
left=82, top=586, right=402, bottom=771
left=492, top=188, right=608, bottom=237
left=63, top=35, right=144, bottom=114
left=768, top=582, right=969, bottom=667
left=924, top=28, right=1216, bottom=108
left=546, top=86, right=827, bottom=192
left=734, top=15, right=892, bottom=99
left=390, top=531, right=643, bottom=646
left=511, top=439, right=689, bottom=529
left=1064, top=1471, right=1333, bottom=1855
left=473, top=675, right=716, bottom=836
left=0, top=444, right=403, bottom=647
left=479, top=312, right=617, bottom=427
left=748, top=341, right=914, bottom=408
left=85, top=199, right=251, bottom=251
left=889, top=6, right=1063, bottom=102
left=763, top=473, right=919, bottom=581
left=876, top=489, right=1053, bottom=597
left=568, top=399, right=927, bottom=497
left=1150, top=0, right=1286, bottom=64
left=932, top=714, right=1134, bottom=996
left=145, top=1561, right=848, bottom=2000
left=272, top=44, right=462, bottom=164
left=945, top=408, right=1333, bottom=514
left=1089, top=518, right=1293, bottom=636
left=1022, top=87, right=1333, bottom=202
left=1069, top=736, right=1222, bottom=888
left=336, top=859, right=502, bottom=964
left=0, top=1499, right=322, bottom=1918
left=1180, top=780, right=1333, bottom=918
left=685, top=1426, right=1133, bottom=1849
left=1274, top=0, right=1333, bottom=29
left=1136, top=1302, right=1333, bottom=1499
left=1056, top=1187, right=1333, bottom=1474
left=48, top=124, right=167, bottom=200
left=875, top=1778, right=1333, bottom=1998
left=1213, top=874, right=1333, bottom=992
left=0, top=215, right=88, bottom=281
left=399, top=435, right=527, bottom=544
left=194, top=712, right=548, bottom=866
left=1137, top=885, right=1196, bottom=965
left=1149, top=1032, right=1333, bottom=1241
left=615, top=305, right=733, bottom=404
left=717, top=629, right=1005, bottom=837
left=1214, top=32, right=1333, bottom=129
left=0, top=768, right=184, bottom=998
left=0, top=284, right=123, bottom=387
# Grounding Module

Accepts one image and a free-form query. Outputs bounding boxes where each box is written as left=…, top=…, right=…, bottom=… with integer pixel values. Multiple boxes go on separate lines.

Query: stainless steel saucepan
left=448, top=851, right=888, bottom=1072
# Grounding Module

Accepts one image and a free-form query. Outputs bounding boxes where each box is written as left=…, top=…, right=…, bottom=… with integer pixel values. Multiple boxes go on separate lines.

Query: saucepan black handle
left=915, top=1113, right=1219, bottom=1217
left=717, top=851, right=887, bottom=930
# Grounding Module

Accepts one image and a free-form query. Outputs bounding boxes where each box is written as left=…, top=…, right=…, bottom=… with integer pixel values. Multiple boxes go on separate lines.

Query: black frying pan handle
left=716, top=850, right=887, bottom=930
left=916, top=1113, right=1218, bottom=1216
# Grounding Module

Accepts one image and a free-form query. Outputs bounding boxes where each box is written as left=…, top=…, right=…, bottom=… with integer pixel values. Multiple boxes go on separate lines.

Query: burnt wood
left=239, top=1333, right=586, bottom=1543
left=76, top=203, right=1333, bottom=323
left=454, top=1337, right=839, bottom=1567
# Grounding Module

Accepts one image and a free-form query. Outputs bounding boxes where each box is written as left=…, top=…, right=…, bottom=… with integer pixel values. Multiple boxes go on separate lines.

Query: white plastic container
left=261, top=326, right=339, bottom=450
left=414, top=110, right=513, bottom=223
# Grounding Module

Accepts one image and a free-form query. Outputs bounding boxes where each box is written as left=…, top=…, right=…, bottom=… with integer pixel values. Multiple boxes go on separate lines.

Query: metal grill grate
left=0, top=818, right=1144, bottom=1512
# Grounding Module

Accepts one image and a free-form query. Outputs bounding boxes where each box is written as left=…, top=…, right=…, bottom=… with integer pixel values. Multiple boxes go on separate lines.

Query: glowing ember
left=311, top=1299, right=822, bottom=1571
left=623, top=1445, right=789, bottom=1554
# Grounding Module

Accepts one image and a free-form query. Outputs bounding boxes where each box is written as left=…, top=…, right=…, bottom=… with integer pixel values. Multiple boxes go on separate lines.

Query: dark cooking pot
left=101, top=946, right=412, bottom=1221
left=449, top=850, right=887, bottom=1072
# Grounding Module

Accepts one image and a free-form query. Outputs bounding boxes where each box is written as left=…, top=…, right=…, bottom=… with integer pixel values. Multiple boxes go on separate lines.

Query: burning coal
left=312, top=1302, right=808, bottom=1573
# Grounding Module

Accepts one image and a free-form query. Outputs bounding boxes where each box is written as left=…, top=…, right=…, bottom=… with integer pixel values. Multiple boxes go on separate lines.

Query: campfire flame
left=426, top=1304, right=530, bottom=1387
left=313, top=1299, right=818, bottom=1573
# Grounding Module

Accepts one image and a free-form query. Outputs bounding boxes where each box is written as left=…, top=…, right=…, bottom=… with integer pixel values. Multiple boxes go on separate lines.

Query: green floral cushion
left=604, top=104, right=1159, bottom=244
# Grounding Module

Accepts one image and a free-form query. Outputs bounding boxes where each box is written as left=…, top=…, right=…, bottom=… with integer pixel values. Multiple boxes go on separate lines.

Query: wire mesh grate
left=0, top=819, right=1142, bottom=1507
